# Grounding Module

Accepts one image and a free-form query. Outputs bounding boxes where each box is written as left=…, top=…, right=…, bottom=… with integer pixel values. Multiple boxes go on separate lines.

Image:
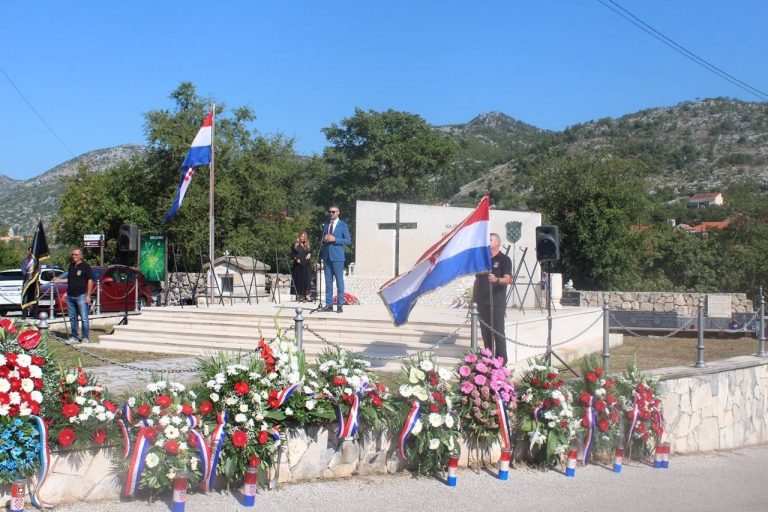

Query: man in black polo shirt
left=54, top=248, right=93, bottom=343
left=473, top=233, right=512, bottom=364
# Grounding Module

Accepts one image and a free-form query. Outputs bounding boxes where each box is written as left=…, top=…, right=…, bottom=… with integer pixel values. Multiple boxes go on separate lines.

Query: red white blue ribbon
left=340, top=393, right=360, bottom=438
left=495, top=392, right=511, bottom=451
left=581, top=396, right=596, bottom=465
left=529, top=402, right=544, bottom=453
left=124, top=428, right=151, bottom=497
left=203, top=410, right=228, bottom=491
left=188, top=428, right=210, bottom=489
left=122, top=402, right=134, bottom=423
left=272, top=382, right=302, bottom=408
left=28, top=415, right=53, bottom=509
left=398, top=400, right=421, bottom=461
left=328, top=393, right=361, bottom=439
left=625, top=392, right=640, bottom=448
left=652, top=403, right=665, bottom=441
left=271, top=425, right=282, bottom=448
left=116, top=418, right=131, bottom=459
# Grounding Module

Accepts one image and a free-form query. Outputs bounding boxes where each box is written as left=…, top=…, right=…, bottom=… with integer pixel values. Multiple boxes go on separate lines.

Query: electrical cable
left=597, top=0, right=768, bottom=101
left=0, top=65, right=77, bottom=157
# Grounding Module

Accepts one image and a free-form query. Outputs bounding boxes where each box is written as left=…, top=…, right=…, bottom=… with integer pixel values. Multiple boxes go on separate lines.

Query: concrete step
left=101, top=330, right=468, bottom=355
left=135, top=308, right=463, bottom=332
left=107, top=322, right=469, bottom=346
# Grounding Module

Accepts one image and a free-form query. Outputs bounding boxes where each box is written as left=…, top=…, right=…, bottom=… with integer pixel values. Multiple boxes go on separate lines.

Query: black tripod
left=542, top=261, right=577, bottom=375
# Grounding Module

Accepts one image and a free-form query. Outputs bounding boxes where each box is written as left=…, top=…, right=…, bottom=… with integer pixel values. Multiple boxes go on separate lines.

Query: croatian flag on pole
left=163, top=112, right=213, bottom=223
left=379, top=195, right=491, bottom=326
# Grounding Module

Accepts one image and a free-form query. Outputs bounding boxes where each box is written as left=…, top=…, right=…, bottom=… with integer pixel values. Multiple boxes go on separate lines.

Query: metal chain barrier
left=302, top=317, right=470, bottom=361
left=49, top=333, right=200, bottom=373
left=478, top=310, right=604, bottom=349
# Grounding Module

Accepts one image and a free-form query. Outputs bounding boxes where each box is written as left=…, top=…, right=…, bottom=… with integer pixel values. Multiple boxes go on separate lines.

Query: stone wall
left=578, top=291, right=753, bottom=317
left=651, top=356, right=768, bottom=454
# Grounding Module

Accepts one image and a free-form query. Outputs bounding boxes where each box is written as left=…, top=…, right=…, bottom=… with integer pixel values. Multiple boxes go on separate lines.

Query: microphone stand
left=308, top=225, right=326, bottom=314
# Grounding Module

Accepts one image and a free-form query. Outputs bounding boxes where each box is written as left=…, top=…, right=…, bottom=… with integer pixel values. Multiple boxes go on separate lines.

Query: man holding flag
left=21, top=221, right=50, bottom=320
left=473, top=232, right=512, bottom=363
left=379, top=195, right=491, bottom=326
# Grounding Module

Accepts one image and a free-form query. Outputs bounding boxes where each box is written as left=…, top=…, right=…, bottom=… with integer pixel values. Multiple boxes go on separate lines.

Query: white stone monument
left=350, top=200, right=541, bottom=306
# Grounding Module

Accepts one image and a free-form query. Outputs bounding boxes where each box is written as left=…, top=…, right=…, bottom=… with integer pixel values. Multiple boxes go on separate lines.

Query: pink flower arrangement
left=455, top=348, right=516, bottom=443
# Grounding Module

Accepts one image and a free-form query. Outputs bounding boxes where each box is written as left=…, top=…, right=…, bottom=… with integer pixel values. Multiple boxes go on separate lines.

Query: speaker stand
left=542, top=260, right=578, bottom=376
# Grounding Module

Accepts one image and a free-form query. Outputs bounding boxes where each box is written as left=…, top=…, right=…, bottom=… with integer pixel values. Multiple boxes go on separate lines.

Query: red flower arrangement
left=572, top=355, right=620, bottom=464
left=515, top=358, right=576, bottom=468
left=47, top=366, right=120, bottom=450
left=617, top=360, right=665, bottom=458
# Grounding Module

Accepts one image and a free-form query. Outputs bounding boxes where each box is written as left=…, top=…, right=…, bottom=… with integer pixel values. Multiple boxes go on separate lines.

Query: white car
left=0, top=267, right=64, bottom=315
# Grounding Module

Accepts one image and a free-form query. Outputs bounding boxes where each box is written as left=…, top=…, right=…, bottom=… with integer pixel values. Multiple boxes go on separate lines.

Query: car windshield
left=0, top=271, right=24, bottom=281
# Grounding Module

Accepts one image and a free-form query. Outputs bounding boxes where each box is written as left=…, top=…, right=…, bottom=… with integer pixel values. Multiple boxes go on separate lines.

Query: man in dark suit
left=321, top=204, right=352, bottom=312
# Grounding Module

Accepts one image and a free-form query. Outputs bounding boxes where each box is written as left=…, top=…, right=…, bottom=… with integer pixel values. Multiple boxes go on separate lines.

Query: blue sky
left=2, top=1, right=766, bottom=180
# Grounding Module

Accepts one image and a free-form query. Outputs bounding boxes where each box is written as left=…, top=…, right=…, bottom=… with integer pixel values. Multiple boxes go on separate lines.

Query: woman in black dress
left=291, top=231, right=312, bottom=302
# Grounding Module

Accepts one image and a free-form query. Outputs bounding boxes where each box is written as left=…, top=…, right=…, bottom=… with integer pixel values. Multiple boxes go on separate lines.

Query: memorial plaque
left=706, top=294, right=732, bottom=318
left=609, top=311, right=679, bottom=329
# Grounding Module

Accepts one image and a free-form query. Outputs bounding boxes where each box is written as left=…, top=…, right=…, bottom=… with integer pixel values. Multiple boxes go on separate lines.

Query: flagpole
left=208, top=103, right=216, bottom=304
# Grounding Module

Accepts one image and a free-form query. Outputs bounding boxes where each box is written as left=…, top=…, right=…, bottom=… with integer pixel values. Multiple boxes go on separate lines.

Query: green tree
left=318, top=108, right=458, bottom=221
left=55, top=82, right=313, bottom=268
left=528, top=154, right=650, bottom=290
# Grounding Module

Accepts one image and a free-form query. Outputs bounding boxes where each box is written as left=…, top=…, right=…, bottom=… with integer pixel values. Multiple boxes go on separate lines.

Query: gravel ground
left=53, top=445, right=768, bottom=512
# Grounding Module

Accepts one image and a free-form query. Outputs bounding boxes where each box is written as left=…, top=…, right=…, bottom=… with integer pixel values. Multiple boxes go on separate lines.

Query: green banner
left=140, top=234, right=166, bottom=282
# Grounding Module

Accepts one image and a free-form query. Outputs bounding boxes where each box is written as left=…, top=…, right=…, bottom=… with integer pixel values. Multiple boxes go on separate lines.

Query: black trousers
left=479, top=304, right=507, bottom=364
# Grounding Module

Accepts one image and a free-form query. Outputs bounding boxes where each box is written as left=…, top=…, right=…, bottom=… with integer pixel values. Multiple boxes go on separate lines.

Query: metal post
left=694, top=296, right=706, bottom=368
left=294, top=307, right=304, bottom=351
left=470, top=302, right=479, bottom=351
left=602, top=294, right=611, bottom=373
left=757, top=286, right=766, bottom=357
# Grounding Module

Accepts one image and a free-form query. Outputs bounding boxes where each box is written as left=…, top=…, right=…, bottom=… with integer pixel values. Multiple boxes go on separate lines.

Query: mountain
left=4, top=97, right=767, bottom=236
left=0, top=144, right=146, bottom=237
left=452, top=98, right=768, bottom=204
left=434, top=112, right=549, bottom=199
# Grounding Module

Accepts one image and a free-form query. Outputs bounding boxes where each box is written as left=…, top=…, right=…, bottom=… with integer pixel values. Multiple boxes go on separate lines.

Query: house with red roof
left=687, top=192, right=724, bottom=208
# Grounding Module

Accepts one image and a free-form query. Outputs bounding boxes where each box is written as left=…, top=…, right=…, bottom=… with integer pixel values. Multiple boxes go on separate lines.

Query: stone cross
left=377, top=202, right=417, bottom=276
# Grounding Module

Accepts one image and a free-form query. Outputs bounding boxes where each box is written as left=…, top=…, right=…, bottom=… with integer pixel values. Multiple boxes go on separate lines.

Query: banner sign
left=139, top=234, right=166, bottom=282
left=83, top=234, right=105, bottom=248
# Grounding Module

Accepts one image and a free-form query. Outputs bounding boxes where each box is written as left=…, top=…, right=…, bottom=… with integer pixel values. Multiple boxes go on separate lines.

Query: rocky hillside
left=0, top=144, right=145, bottom=237
left=4, top=97, right=766, bottom=237
left=453, top=98, right=768, bottom=203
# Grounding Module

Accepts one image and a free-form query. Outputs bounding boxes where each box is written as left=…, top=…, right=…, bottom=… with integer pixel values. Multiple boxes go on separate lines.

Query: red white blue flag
left=378, top=195, right=491, bottom=326
left=163, top=112, right=213, bottom=223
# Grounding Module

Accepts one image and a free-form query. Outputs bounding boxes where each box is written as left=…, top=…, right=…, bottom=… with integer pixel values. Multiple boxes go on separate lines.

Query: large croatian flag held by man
left=379, top=195, right=491, bottom=326
left=163, top=112, right=213, bottom=223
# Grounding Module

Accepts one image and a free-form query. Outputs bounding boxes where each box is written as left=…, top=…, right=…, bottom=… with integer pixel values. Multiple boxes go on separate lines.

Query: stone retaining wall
left=578, top=291, right=753, bottom=317
left=651, top=356, right=768, bottom=454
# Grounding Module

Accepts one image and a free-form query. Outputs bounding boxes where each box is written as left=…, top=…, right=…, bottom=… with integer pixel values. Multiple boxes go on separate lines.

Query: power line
left=0, top=65, right=77, bottom=158
left=597, top=0, right=768, bottom=102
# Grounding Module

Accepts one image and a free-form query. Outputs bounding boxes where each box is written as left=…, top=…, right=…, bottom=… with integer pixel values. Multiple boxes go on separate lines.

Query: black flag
left=21, top=221, right=50, bottom=311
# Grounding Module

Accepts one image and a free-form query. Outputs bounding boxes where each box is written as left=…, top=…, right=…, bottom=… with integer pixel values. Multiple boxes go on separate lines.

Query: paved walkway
left=53, top=444, right=768, bottom=512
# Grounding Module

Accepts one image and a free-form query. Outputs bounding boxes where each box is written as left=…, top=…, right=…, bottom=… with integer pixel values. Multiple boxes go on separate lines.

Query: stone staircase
left=97, top=302, right=616, bottom=372
left=97, top=304, right=473, bottom=371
